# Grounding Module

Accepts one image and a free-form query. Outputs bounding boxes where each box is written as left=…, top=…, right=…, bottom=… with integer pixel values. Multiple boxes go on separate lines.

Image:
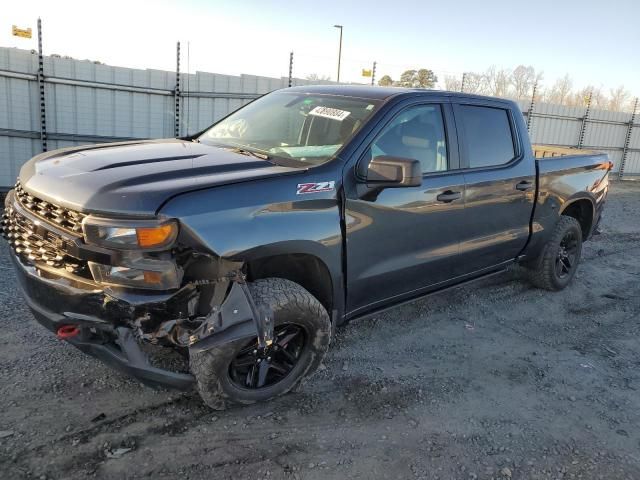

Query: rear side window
left=457, top=105, right=515, bottom=168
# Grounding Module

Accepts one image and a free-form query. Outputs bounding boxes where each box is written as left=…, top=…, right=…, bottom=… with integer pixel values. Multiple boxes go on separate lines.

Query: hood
left=19, top=139, right=300, bottom=216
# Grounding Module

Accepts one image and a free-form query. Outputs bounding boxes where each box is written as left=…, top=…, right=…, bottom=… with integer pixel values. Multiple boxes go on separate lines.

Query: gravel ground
left=1, top=181, right=639, bottom=480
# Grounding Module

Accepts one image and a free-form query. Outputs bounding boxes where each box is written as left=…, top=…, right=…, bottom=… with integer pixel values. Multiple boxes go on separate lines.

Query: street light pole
left=333, top=24, right=343, bottom=83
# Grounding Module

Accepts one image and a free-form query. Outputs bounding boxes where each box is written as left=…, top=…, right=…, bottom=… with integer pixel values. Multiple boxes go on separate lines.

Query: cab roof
left=284, top=84, right=510, bottom=105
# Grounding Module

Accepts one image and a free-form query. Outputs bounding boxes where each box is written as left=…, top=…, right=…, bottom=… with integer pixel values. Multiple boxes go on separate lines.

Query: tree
left=396, top=69, right=438, bottom=88
left=444, top=75, right=462, bottom=92
left=378, top=75, right=394, bottom=87
left=484, top=66, right=511, bottom=97
left=547, top=74, right=573, bottom=105
left=305, top=73, right=331, bottom=82
left=608, top=85, right=631, bottom=111
left=462, top=72, right=486, bottom=95
left=416, top=69, right=438, bottom=88
left=511, top=65, right=543, bottom=100
left=397, top=69, right=418, bottom=87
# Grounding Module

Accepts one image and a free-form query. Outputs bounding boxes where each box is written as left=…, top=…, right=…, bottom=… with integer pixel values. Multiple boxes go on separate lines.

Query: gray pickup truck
left=2, top=86, right=611, bottom=409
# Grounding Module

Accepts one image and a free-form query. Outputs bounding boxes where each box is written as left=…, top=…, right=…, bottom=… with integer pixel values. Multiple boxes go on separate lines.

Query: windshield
left=199, top=92, right=379, bottom=166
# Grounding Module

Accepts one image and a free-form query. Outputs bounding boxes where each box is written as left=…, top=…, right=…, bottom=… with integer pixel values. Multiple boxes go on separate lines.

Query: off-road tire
left=190, top=278, right=331, bottom=410
left=528, top=216, right=583, bottom=291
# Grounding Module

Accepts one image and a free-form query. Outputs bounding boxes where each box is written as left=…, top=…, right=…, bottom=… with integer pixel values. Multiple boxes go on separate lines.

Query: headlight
left=82, top=217, right=178, bottom=250
left=88, top=255, right=181, bottom=290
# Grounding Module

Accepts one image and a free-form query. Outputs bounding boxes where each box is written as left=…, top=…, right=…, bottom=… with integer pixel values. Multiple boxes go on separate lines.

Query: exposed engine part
left=132, top=251, right=274, bottom=353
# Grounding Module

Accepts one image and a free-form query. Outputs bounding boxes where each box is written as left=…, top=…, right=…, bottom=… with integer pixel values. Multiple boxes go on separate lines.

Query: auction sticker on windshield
left=309, top=106, right=351, bottom=121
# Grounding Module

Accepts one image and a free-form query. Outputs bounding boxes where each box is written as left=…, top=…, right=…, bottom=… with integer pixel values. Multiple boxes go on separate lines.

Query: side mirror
left=366, top=156, right=422, bottom=188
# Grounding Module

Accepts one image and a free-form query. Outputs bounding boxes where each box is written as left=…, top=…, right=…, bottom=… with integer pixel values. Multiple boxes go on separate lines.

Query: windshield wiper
left=225, top=147, right=270, bottom=160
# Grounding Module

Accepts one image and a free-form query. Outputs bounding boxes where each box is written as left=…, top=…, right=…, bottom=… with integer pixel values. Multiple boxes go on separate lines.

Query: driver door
left=345, top=102, right=466, bottom=316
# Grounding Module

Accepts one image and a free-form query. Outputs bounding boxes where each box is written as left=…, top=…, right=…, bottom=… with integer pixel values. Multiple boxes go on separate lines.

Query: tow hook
left=56, top=325, right=80, bottom=340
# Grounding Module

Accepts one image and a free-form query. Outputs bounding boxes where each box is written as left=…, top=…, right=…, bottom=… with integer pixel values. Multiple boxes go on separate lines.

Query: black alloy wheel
left=228, top=323, right=306, bottom=389
left=555, top=230, right=579, bottom=279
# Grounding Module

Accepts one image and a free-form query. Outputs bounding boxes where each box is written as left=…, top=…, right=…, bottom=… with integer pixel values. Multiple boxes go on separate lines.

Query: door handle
left=515, top=181, right=533, bottom=191
left=436, top=190, right=462, bottom=203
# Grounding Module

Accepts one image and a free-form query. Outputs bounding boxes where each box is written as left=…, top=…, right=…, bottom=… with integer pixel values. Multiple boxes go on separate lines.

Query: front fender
left=159, top=170, right=344, bottom=315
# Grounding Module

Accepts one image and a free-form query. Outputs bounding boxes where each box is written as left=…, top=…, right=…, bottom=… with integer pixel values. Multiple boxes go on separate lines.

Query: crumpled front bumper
left=10, top=252, right=195, bottom=390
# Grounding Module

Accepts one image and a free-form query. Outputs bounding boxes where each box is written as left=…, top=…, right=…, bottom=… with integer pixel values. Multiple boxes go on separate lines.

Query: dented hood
left=19, top=139, right=300, bottom=216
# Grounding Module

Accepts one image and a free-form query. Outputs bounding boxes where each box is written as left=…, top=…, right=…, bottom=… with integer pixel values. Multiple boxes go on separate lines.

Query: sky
left=3, top=0, right=639, bottom=97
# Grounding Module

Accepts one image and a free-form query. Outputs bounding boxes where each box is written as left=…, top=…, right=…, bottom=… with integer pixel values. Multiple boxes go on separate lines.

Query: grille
left=14, top=181, right=85, bottom=235
left=2, top=189, right=89, bottom=277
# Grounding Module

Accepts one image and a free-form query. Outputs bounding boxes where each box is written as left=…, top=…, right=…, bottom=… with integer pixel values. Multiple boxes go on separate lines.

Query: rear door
left=452, top=101, right=536, bottom=275
left=344, top=100, right=466, bottom=316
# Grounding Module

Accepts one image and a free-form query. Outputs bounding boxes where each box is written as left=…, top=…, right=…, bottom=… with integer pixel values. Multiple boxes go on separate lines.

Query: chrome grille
left=14, top=181, right=85, bottom=235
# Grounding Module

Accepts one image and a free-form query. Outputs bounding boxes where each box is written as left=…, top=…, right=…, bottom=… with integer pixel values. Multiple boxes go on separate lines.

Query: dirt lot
left=1, top=181, right=639, bottom=480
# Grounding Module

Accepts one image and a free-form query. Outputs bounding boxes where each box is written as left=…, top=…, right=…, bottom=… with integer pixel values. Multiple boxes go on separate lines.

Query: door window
left=366, top=105, right=448, bottom=174
left=456, top=105, right=516, bottom=168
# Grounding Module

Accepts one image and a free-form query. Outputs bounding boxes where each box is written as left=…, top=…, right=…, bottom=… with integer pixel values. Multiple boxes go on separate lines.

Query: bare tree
left=484, top=66, right=511, bottom=97
left=305, top=73, right=331, bottom=82
left=444, top=75, right=462, bottom=92
left=608, top=85, right=631, bottom=111
left=462, top=72, right=486, bottom=95
left=511, top=65, right=543, bottom=100
left=547, top=74, right=574, bottom=105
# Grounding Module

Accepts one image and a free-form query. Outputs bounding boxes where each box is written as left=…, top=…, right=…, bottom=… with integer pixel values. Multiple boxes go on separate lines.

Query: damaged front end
left=2, top=187, right=272, bottom=390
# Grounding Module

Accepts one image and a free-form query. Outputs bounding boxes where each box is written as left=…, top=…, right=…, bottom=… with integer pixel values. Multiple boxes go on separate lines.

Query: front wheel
left=190, top=278, right=331, bottom=410
left=528, top=216, right=583, bottom=291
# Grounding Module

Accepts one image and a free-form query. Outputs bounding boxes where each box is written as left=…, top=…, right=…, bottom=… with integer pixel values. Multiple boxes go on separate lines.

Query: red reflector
left=57, top=325, right=80, bottom=340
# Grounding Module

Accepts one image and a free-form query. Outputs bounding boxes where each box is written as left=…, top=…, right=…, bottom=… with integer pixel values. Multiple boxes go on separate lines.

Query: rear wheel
left=190, top=278, right=331, bottom=410
left=528, top=216, right=583, bottom=291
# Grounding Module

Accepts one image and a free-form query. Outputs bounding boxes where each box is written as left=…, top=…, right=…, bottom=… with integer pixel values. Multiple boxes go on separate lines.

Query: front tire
left=528, top=216, right=583, bottom=291
left=190, top=278, right=331, bottom=410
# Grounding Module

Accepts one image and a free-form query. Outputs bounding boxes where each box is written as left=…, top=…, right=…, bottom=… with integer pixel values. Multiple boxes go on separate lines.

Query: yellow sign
left=12, top=25, right=32, bottom=39
left=361, top=69, right=372, bottom=77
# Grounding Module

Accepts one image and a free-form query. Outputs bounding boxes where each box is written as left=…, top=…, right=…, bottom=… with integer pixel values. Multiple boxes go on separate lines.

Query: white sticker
left=309, top=106, right=351, bottom=121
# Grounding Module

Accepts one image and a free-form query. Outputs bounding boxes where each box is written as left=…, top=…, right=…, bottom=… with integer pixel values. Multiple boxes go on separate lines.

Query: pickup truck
left=2, top=86, right=611, bottom=409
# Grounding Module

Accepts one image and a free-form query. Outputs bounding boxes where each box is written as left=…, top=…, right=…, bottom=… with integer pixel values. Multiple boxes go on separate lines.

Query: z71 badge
left=296, top=181, right=335, bottom=195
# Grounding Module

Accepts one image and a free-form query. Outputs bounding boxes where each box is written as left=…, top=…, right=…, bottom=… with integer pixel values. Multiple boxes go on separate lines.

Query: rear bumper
left=11, top=253, right=195, bottom=391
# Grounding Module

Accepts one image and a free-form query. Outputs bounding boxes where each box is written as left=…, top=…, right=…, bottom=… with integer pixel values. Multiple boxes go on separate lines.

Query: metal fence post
left=174, top=41, right=181, bottom=138
left=288, top=51, right=293, bottom=87
left=619, top=97, right=638, bottom=179
left=36, top=18, right=47, bottom=152
left=527, top=82, right=537, bottom=133
left=460, top=73, right=467, bottom=93
left=371, top=61, right=376, bottom=86
left=577, top=90, right=592, bottom=148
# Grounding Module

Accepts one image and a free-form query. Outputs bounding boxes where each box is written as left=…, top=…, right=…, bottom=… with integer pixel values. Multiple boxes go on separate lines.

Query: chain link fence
left=1, top=43, right=638, bottom=189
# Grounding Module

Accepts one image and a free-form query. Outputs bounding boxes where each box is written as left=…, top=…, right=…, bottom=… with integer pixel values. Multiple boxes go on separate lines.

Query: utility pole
left=460, top=72, right=467, bottom=93
left=371, top=61, right=377, bottom=86
left=37, top=18, right=47, bottom=152
left=174, top=42, right=180, bottom=138
left=333, top=25, right=343, bottom=83
left=288, top=51, right=294, bottom=87
left=527, top=82, right=538, bottom=133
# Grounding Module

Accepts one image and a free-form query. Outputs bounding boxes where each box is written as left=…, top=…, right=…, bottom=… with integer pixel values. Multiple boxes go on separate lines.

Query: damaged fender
left=188, top=279, right=274, bottom=354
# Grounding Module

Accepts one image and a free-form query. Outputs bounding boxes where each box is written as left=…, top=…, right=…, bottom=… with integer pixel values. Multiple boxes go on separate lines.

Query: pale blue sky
left=4, top=0, right=639, bottom=96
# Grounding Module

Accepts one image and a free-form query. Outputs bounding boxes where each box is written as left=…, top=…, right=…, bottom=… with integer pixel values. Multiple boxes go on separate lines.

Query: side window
left=366, top=105, right=448, bottom=174
left=457, top=105, right=516, bottom=168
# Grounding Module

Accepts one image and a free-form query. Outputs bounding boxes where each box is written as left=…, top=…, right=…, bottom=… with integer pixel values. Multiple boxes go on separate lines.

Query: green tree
left=378, top=75, right=393, bottom=86
left=397, top=69, right=438, bottom=88
left=416, top=69, right=438, bottom=88
left=398, top=69, right=417, bottom=87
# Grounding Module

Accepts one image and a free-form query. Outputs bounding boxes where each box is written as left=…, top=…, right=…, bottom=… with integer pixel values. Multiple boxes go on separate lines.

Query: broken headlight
left=83, top=217, right=181, bottom=290
left=88, top=255, right=181, bottom=290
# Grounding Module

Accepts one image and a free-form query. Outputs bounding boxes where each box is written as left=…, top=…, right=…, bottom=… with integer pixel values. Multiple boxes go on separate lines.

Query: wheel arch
left=242, top=247, right=339, bottom=323
left=559, top=196, right=595, bottom=239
